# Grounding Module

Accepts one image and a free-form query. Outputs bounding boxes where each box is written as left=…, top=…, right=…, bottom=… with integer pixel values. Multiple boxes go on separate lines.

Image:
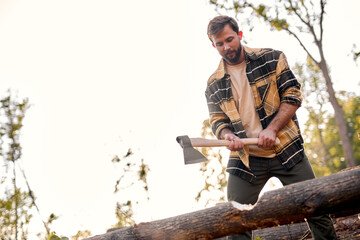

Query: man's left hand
left=258, top=128, right=277, bottom=148
left=258, top=103, right=299, bottom=148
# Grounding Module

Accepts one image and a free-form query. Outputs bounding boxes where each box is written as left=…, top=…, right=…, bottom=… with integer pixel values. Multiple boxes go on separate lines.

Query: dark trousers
left=227, top=155, right=337, bottom=240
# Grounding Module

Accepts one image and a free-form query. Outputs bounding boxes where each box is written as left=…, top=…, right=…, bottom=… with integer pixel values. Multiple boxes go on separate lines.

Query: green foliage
left=0, top=93, right=29, bottom=163
left=111, top=148, right=150, bottom=228
left=113, top=148, right=150, bottom=195
left=47, top=232, right=69, bottom=240
left=270, top=18, right=289, bottom=31
left=295, top=60, right=360, bottom=176
left=209, top=0, right=315, bottom=33
left=255, top=4, right=267, bottom=19
left=208, top=0, right=328, bottom=57
left=45, top=228, right=91, bottom=240
left=335, top=92, right=360, bottom=165
left=0, top=91, right=72, bottom=240
left=0, top=188, right=34, bottom=239
left=138, top=158, right=150, bottom=193
left=351, top=44, right=360, bottom=64
left=254, top=236, right=265, bottom=240
left=0, top=92, right=32, bottom=240
left=70, top=230, right=91, bottom=240
left=113, top=148, right=136, bottom=193
left=114, top=201, right=135, bottom=227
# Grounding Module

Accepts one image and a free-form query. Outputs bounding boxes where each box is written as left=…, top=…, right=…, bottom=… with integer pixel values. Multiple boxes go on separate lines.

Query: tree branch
left=288, top=0, right=310, bottom=27
left=285, top=27, right=319, bottom=64
left=17, top=162, right=50, bottom=235
left=319, top=0, right=326, bottom=43
left=288, top=0, right=321, bottom=49
left=301, top=0, right=311, bottom=21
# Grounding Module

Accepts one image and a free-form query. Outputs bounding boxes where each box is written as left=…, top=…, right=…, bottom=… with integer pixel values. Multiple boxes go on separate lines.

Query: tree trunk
left=318, top=59, right=356, bottom=167
left=314, top=114, right=331, bottom=165
left=87, top=167, right=360, bottom=240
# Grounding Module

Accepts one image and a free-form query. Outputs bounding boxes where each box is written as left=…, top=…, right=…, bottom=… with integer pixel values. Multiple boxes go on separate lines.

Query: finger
left=227, top=140, right=234, bottom=150
left=264, top=139, right=275, bottom=148
left=268, top=139, right=275, bottom=147
left=258, top=136, right=264, bottom=147
left=234, top=140, right=243, bottom=150
left=225, top=134, right=234, bottom=141
left=262, top=140, right=268, bottom=148
left=229, top=139, right=242, bottom=151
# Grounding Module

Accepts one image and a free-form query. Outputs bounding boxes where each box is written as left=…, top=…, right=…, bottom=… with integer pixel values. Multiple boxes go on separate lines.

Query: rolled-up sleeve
left=205, top=89, right=231, bottom=139
left=276, top=52, right=303, bottom=107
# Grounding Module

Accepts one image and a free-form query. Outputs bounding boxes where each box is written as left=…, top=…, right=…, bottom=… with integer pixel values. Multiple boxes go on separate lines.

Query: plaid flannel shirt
left=205, top=46, right=304, bottom=183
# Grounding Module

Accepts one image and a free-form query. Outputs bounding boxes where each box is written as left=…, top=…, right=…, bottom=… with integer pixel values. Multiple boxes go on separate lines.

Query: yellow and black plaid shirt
left=205, top=46, right=304, bottom=183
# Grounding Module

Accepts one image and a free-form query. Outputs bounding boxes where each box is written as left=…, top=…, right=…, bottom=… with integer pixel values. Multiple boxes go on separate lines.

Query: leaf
left=111, top=155, right=121, bottom=163
left=123, top=148, right=133, bottom=158
left=49, top=234, right=69, bottom=240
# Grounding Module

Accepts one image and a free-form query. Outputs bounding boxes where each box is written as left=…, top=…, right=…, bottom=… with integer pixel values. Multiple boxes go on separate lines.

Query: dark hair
left=207, top=15, right=239, bottom=42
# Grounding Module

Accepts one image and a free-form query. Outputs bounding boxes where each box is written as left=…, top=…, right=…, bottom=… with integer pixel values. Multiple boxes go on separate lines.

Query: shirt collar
left=214, top=46, right=260, bottom=79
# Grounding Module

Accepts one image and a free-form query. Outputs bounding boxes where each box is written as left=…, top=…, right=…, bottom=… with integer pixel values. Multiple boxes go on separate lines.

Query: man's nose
left=224, top=45, right=230, bottom=50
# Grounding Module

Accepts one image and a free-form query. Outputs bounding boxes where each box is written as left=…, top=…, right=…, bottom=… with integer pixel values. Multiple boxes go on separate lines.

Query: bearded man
left=205, top=15, right=337, bottom=240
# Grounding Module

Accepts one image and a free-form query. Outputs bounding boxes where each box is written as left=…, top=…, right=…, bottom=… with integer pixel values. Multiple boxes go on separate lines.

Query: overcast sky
left=0, top=0, right=359, bottom=238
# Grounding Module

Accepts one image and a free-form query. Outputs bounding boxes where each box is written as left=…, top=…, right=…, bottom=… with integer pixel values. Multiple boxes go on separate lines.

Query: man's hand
left=224, top=133, right=244, bottom=151
left=258, top=128, right=277, bottom=148
left=219, top=128, right=244, bottom=151
left=258, top=103, right=299, bottom=148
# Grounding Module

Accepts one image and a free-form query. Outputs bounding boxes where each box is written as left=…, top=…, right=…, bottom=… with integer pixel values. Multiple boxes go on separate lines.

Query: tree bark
left=253, top=213, right=360, bottom=240
left=253, top=222, right=310, bottom=240
left=318, top=59, right=356, bottom=167
left=87, top=167, right=360, bottom=240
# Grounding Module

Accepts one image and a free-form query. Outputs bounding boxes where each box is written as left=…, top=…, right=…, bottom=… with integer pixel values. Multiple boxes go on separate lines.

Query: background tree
left=0, top=92, right=68, bottom=240
left=208, top=0, right=356, bottom=168
left=0, top=92, right=33, bottom=240
left=294, top=58, right=332, bottom=175
left=295, top=59, right=360, bottom=176
left=325, top=91, right=360, bottom=165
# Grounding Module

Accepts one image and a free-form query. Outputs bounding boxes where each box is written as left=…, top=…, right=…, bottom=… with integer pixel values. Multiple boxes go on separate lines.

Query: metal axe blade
left=176, top=135, right=208, bottom=164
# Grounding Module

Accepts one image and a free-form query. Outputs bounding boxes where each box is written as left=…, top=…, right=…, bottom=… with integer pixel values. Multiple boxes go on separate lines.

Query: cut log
left=87, top=167, right=360, bottom=240
left=253, top=213, right=360, bottom=240
left=253, top=222, right=310, bottom=240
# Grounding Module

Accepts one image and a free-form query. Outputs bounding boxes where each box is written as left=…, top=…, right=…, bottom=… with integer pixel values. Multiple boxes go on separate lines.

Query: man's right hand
left=220, top=128, right=244, bottom=151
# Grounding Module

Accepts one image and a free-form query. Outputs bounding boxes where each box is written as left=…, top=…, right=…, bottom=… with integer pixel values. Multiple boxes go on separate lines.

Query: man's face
left=212, top=24, right=242, bottom=65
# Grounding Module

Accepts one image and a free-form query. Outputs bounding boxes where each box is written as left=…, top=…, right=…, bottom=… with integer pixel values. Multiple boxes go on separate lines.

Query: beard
left=224, top=45, right=242, bottom=64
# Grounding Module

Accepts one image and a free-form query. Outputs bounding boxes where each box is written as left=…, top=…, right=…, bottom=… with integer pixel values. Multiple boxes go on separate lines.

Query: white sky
left=0, top=0, right=359, bottom=238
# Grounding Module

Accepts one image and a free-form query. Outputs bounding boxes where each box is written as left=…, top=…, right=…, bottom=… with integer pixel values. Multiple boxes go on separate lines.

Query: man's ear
left=239, top=31, right=243, bottom=40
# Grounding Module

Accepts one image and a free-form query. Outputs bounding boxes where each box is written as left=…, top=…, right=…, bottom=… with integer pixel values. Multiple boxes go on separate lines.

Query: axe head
left=176, top=135, right=208, bottom=164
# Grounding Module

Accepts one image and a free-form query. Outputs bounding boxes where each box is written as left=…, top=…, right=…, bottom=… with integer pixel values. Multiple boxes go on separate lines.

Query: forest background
left=0, top=0, right=359, bottom=239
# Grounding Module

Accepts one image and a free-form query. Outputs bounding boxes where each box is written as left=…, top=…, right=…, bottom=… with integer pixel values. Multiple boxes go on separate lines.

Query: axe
left=176, top=135, right=280, bottom=164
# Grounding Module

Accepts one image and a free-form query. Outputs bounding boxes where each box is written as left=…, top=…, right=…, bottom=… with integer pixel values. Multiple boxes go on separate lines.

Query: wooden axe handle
left=190, top=137, right=280, bottom=147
